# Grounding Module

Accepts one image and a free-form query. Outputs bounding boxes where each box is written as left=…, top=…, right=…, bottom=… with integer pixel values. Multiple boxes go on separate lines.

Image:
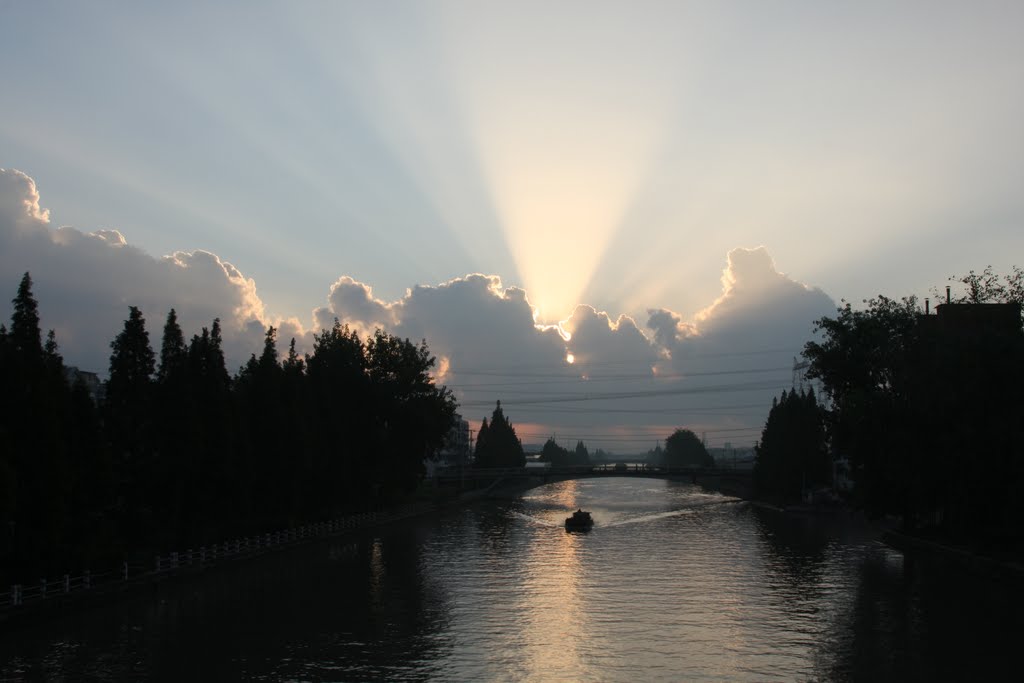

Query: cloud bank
left=0, top=168, right=273, bottom=371
left=1, top=168, right=836, bottom=448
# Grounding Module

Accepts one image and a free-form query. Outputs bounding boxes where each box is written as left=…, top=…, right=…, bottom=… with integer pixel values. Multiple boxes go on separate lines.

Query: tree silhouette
left=10, top=272, right=43, bottom=367
left=106, top=306, right=156, bottom=542
left=663, top=429, right=713, bottom=467
left=805, top=286, right=1024, bottom=544
left=0, top=278, right=461, bottom=584
left=754, top=388, right=829, bottom=501
left=539, top=438, right=570, bottom=465
left=473, top=401, right=524, bottom=467
left=157, top=308, right=187, bottom=384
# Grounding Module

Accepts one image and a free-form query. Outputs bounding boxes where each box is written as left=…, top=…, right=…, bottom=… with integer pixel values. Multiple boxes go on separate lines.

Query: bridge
left=432, top=464, right=753, bottom=498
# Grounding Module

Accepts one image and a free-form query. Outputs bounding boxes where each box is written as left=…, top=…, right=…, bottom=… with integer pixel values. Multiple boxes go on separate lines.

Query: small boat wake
left=510, top=511, right=562, bottom=528
left=602, top=509, right=695, bottom=527
left=603, top=498, right=743, bottom=527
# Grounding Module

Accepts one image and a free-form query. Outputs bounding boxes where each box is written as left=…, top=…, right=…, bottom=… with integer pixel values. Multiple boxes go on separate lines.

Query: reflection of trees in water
left=752, top=506, right=831, bottom=586
left=811, top=550, right=919, bottom=682
left=0, top=529, right=454, bottom=681
left=817, top=548, right=1022, bottom=681
left=474, top=500, right=522, bottom=555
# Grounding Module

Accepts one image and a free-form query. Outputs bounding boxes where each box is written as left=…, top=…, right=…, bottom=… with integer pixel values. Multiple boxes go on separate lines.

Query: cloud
left=0, top=168, right=278, bottom=372
left=1, top=169, right=838, bottom=448
left=636, top=246, right=837, bottom=447
left=313, top=275, right=396, bottom=334
left=695, top=246, right=835, bottom=340
left=0, top=168, right=50, bottom=232
left=560, top=305, right=660, bottom=374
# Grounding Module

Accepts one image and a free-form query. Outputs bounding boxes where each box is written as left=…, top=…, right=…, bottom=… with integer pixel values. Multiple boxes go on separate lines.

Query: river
left=1, top=477, right=1020, bottom=681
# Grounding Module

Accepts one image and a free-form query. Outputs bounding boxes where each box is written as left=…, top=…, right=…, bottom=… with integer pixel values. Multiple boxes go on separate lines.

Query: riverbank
left=0, top=500, right=449, bottom=630
left=747, top=496, right=1024, bottom=579
left=882, top=528, right=1024, bottom=579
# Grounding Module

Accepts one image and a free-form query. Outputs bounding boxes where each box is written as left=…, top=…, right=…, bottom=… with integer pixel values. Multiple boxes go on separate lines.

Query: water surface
left=2, top=478, right=1019, bottom=680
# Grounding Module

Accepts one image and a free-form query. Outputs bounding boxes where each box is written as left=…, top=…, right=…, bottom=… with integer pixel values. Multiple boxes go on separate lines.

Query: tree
left=802, top=296, right=919, bottom=516
left=945, top=265, right=1024, bottom=307
left=10, top=272, right=43, bottom=367
left=804, top=285, right=1024, bottom=540
left=283, top=337, right=305, bottom=377
left=106, top=306, right=156, bottom=455
left=663, top=429, right=713, bottom=468
left=157, top=308, right=187, bottom=384
left=105, top=306, right=157, bottom=542
left=365, top=330, right=457, bottom=497
left=539, top=437, right=570, bottom=465
left=474, top=401, right=524, bottom=467
left=0, top=275, right=81, bottom=583
left=754, top=388, right=829, bottom=501
left=475, top=418, right=490, bottom=463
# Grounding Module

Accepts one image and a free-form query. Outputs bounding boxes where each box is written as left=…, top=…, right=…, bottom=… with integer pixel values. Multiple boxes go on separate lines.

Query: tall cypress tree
left=754, top=388, right=828, bottom=501
left=106, top=306, right=156, bottom=543
left=154, top=309, right=190, bottom=544
left=474, top=402, right=524, bottom=467
left=157, top=309, right=187, bottom=384
left=10, top=272, right=43, bottom=368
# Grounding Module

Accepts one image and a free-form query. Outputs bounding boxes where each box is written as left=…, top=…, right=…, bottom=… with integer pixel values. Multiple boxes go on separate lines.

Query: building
left=63, top=366, right=105, bottom=403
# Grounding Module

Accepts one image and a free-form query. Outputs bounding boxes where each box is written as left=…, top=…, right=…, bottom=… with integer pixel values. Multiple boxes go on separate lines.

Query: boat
left=565, top=508, right=594, bottom=531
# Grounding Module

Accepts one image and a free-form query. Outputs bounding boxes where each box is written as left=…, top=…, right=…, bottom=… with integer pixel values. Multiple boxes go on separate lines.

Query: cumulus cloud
left=313, top=275, right=396, bottom=334
left=633, top=246, right=838, bottom=447
left=654, top=247, right=836, bottom=373
left=0, top=168, right=278, bottom=372
left=560, top=306, right=660, bottom=374
left=1, top=169, right=838, bottom=448
left=694, top=246, right=835, bottom=341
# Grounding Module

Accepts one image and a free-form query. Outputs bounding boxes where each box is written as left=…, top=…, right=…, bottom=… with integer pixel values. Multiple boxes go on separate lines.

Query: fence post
left=85, top=570, right=91, bottom=589
left=171, top=551, right=179, bottom=569
left=64, top=574, right=70, bottom=593
left=123, top=562, right=129, bottom=581
left=11, top=585, right=21, bottom=606
left=200, top=546, right=206, bottom=565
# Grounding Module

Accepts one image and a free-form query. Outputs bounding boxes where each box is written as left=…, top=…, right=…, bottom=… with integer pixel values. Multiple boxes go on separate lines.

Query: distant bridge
left=432, top=464, right=753, bottom=498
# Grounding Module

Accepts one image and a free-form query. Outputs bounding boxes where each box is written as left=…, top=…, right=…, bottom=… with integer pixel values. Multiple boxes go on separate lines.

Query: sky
left=2, top=1, right=1023, bottom=451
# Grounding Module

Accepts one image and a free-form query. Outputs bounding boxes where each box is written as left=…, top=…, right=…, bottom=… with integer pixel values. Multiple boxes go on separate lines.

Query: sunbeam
left=436, top=2, right=690, bottom=321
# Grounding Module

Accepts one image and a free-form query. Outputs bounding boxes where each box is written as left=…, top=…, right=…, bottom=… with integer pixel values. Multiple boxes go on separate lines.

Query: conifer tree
left=283, top=337, right=305, bottom=377
left=474, top=417, right=490, bottom=464
left=474, top=402, right=524, bottom=467
left=105, top=306, right=156, bottom=542
left=10, top=272, right=43, bottom=367
left=157, top=309, right=187, bottom=384
left=754, top=388, right=828, bottom=501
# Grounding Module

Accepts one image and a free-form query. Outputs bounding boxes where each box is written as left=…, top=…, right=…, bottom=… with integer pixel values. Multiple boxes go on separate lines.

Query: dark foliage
left=538, top=438, right=591, bottom=466
left=805, top=282, right=1024, bottom=549
left=754, top=388, right=829, bottom=501
left=0, top=275, right=457, bottom=585
left=474, top=401, right=525, bottom=467
left=661, top=429, right=714, bottom=468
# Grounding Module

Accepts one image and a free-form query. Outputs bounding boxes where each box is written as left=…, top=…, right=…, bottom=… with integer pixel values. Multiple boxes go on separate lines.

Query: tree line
left=754, top=267, right=1024, bottom=551
left=0, top=273, right=456, bottom=585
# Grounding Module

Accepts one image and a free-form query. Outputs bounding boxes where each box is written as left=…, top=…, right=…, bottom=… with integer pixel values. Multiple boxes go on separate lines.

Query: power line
left=458, top=378, right=788, bottom=408
left=445, top=365, right=791, bottom=389
left=433, top=346, right=799, bottom=377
